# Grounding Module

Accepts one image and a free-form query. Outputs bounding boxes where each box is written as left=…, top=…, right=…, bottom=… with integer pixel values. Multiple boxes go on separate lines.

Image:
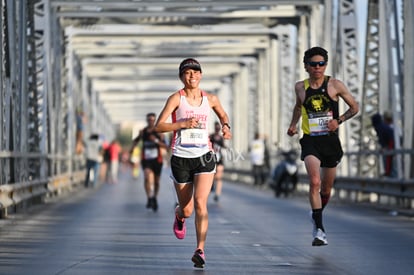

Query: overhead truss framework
left=54, top=0, right=326, bottom=153
left=0, top=0, right=412, bottom=185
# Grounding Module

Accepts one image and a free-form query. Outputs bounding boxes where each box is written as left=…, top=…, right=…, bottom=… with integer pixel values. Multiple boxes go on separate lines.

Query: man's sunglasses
left=307, top=61, right=327, bottom=67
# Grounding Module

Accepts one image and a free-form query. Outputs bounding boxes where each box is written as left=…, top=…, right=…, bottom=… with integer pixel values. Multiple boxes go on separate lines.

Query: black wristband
left=222, top=123, right=231, bottom=129
left=336, top=118, right=343, bottom=125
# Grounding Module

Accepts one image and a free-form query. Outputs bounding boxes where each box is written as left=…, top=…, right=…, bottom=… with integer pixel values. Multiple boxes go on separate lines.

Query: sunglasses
left=307, top=61, right=327, bottom=67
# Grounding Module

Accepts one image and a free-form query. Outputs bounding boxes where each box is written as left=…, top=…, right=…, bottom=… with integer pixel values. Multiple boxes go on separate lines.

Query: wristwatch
left=222, top=123, right=231, bottom=129
left=336, top=118, right=343, bottom=125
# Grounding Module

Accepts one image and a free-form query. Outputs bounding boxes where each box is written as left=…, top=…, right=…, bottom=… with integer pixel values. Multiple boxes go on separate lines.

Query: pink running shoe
left=191, top=249, right=206, bottom=268
left=173, top=208, right=186, bottom=239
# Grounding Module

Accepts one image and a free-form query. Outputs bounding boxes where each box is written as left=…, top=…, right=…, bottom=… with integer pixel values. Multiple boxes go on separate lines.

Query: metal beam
left=51, top=0, right=322, bottom=8
left=403, top=0, right=414, bottom=178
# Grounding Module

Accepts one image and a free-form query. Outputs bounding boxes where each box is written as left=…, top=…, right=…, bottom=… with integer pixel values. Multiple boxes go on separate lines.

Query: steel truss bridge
left=0, top=0, right=413, bottom=214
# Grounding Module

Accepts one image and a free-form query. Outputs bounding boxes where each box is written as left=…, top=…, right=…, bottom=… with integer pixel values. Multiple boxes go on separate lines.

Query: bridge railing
left=1, top=148, right=413, bottom=216
left=223, top=148, right=414, bottom=209
left=0, top=151, right=86, bottom=217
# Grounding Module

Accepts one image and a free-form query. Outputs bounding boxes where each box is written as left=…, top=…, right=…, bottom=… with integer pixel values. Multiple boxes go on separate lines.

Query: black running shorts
left=300, top=134, right=343, bottom=168
left=141, top=159, right=163, bottom=176
left=170, top=151, right=216, bottom=184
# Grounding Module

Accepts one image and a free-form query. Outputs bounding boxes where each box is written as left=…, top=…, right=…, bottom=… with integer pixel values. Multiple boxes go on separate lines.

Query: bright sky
left=356, top=0, right=368, bottom=65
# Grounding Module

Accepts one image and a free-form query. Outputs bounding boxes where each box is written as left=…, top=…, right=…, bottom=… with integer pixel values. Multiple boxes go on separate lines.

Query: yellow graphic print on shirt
left=301, top=76, right=336, bottom=136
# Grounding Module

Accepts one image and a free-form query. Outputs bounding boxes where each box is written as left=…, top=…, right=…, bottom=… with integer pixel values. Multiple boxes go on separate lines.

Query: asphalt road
left=0, top=166, right=413, bottom=275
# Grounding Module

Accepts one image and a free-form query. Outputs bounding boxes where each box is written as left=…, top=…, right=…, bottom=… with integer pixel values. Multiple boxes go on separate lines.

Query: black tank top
left=301, top=76, right=339, bottom=136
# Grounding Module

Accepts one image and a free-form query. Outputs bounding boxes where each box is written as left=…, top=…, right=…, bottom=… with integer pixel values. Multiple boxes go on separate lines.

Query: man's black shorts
left=141, top=159, right=163, bottom=176
left=300, top=134, right=343, bottom=168
left=170, top=151, right=216, bottom=184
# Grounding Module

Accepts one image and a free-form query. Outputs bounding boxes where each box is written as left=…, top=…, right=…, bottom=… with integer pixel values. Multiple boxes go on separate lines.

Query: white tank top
left=171, top=89, right=212, bottom=158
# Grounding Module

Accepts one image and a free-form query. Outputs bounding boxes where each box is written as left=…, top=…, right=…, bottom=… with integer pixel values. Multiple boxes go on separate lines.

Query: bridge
left=1, top=1, right=414, bottom=273
left=1, top=0, right=413, bottom=217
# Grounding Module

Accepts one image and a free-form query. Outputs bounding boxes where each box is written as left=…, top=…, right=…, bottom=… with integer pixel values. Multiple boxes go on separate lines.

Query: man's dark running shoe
left=312, top=229, right=328, bottom=246
left=191, top=249, right=205, bottom=268
left=173, top=207, right=186, bottom=239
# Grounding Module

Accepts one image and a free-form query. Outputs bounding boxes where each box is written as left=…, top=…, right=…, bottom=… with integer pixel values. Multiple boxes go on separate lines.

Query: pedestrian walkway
left=0, top=167, right=413, bottom=275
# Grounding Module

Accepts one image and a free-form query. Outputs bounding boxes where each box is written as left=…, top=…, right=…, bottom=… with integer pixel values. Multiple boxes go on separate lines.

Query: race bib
left=181, top=129, right=208, bottom=145
left=308, top=111, right=333, bottom=136
left=144, top=148, right=158, bottom=159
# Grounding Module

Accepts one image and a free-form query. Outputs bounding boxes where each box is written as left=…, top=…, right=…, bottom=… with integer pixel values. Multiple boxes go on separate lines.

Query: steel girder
left=336, top=0, right=361, bottom=176
left=34, top=0, right=73, bottom=175
left=359, top=0, right=381, bottom=177
left=403, top=0, right=414, bottom=178
left=27, top=1, right=42, bottom=179
left=274, top=25, right=298, bottom=151
left=0, top=0, right=43, bottom=184
left=0, top=0, right=91, bottom=187
left=359, top=0, right=409, bottom=179
left=0, top=0, right=7, bottom=184
left=379, top=0, right=404, bottom=178
left=2, top=0, right=32, bottom=184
